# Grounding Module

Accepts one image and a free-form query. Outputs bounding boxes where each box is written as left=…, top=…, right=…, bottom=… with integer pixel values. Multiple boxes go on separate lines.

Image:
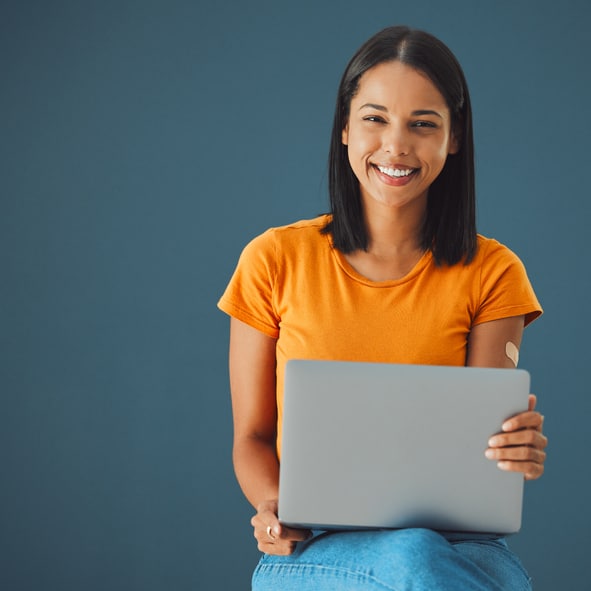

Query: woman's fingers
left=500, top=461, right=544, bottom=480
left=251, top=502, right=311, bottom=555
left=495, top=459, right=545, bottom=480
left=528, top=393, right=537, bottom=412
left=485, top=441, right=547, bottom=480
left=486, top=444, right=547, bottom=464
left=501, top=411, right=544, bottom=433
left=488, top=428, right=548, bottom=450
left=252, top=523, right=311, bottom=555
left=486, top=406, right=548, bottom=480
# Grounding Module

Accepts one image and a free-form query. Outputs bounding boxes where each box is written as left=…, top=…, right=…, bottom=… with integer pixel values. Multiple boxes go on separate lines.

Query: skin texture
left=342, top=61, right=459, bottom=282
left=228, top=61, right=547, bottom=556
left=342, top=61, right=458, bottom=215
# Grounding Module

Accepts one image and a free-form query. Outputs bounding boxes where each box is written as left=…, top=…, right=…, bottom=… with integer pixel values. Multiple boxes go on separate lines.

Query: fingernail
left=488, top=437, right=498, bottom=446
left=497, top=461, right=509, bottom=469
left=502, top=421, right=514, bottom=431
left=485, top=449, right=495, bottom=459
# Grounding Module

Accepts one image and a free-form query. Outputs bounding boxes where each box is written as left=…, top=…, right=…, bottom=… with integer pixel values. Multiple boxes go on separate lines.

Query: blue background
left=2, top=1, right=589, bottom=589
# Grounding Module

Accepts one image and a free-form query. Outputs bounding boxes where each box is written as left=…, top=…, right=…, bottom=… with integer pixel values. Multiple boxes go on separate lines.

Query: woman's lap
left=252, top=528, right=532, bottom=591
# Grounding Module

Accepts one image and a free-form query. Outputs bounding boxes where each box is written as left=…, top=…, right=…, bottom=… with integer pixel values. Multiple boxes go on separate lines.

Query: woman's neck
left=344, top=198, right=427, bottom=281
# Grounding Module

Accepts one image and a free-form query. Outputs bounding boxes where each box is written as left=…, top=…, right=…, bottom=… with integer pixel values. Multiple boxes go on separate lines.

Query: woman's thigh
left=252, top=528, right=532, bottom=591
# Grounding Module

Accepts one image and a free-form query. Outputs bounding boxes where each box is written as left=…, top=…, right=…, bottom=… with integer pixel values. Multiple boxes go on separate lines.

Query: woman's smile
left=372, top=163, right=420, bottom=186
left=342, top=60, right=458, bottom=212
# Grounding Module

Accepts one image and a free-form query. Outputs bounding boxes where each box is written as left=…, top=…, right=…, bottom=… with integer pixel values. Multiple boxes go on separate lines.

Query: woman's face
left=342, top=60, right=458, bottom=214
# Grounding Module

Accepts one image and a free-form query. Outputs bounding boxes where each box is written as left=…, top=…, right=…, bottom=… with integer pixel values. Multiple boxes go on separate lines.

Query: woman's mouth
left=372, top=164, right=419, bottom=185
left=375, top=164, right=417, bottom=178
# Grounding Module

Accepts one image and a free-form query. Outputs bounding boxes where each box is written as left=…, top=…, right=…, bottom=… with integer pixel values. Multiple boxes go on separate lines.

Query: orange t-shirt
left=218, top=215, right=542, bottom=452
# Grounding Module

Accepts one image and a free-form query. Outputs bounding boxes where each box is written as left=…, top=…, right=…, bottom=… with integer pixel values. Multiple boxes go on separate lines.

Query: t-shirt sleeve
left=217, top=229, right=280, bottom=338
left=473, top=240, right=542, bottom=328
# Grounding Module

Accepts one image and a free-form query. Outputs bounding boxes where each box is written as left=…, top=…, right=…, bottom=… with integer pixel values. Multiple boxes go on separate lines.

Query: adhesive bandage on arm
left=505, top=341, right=520, bottom=367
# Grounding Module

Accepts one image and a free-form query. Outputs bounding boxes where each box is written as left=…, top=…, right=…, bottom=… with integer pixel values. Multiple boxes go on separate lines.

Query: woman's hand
left=485, top=394, right=548, bottom=480
left=251, top=499, right=312, bottom=555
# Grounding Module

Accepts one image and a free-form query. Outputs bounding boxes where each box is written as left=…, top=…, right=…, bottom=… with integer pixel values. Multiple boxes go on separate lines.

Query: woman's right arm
left=229, top=317, right=311, bottom=555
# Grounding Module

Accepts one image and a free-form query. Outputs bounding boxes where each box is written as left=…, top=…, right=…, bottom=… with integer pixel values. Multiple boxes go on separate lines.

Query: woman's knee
left=370, top=528, right=451, bottom=575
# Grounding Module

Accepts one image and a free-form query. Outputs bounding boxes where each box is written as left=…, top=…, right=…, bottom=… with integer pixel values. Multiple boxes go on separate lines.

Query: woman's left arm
left=466, top=316, right=548, bottom=480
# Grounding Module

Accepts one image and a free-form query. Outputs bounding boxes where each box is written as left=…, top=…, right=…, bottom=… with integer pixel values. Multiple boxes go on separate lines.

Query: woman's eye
left=413, top=120, right=437, bottom=128
left=363, top=116, right=386, bottom=123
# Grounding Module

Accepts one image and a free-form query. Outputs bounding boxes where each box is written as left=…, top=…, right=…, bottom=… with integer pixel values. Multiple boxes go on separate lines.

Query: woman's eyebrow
left=359, top=103, right=388, bottom=112
left=412, top=109, right=443, bottom=119
left=358, top=103, right=443, bottom=119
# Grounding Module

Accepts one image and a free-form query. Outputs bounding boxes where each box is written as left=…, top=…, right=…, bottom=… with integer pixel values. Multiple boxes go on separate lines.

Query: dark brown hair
left=322, top=25, right=476, bottom=265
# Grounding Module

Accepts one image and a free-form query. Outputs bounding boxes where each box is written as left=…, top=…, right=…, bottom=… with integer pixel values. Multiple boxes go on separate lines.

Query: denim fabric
left=252, top=528, right=532, bottom=591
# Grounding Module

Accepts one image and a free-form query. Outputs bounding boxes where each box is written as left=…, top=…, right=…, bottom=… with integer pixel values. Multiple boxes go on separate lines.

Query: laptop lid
left=278, top=360, right=530, bottom=535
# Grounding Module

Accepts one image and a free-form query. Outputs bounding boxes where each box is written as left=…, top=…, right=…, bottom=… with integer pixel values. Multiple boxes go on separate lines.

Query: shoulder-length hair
left=322, top=25, right=476, bottom=266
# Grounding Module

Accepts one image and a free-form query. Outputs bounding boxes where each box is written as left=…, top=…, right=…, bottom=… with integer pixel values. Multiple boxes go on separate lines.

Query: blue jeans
left=252, top=528, right=532, bottom=590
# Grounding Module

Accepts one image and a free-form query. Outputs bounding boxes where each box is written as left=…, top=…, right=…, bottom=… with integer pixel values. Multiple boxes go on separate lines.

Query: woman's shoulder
left=474, top=234, right=525, bottom=267
left=234, top=215, right=331, bottom=273
left=267, top=214, right=330, bottom=237
left=247, top=214, right=331, bottom=251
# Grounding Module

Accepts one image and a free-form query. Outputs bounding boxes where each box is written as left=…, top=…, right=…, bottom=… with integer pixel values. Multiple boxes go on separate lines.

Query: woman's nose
left=382, top=124, right=410, bottom=156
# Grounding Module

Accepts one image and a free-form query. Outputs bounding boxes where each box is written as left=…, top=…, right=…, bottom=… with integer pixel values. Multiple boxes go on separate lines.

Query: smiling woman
left=340, top=61, right=460, bottom=280
left=321, top=29, right=477, bottom=274
left=343, top=62, right=458, bottom=204
left=218, top=25, right=545, bottom=591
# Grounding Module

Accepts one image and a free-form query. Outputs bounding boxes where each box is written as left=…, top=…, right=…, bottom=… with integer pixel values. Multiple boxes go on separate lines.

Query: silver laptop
left=278, top=360, right=530, bottom=535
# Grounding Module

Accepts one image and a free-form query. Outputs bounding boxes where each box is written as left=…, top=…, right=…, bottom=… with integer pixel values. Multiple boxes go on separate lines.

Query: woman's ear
left=448, top=125, right=461, bottom=155
left=342, top=125, right=349, bottom=146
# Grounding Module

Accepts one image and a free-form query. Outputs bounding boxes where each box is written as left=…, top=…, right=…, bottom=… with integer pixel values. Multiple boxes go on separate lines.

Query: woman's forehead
left=351, top=61, right=449, bottom=113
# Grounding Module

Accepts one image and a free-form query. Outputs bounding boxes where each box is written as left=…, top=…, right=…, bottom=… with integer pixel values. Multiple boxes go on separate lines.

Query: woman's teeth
left=376, top=165, right=415, bottom=178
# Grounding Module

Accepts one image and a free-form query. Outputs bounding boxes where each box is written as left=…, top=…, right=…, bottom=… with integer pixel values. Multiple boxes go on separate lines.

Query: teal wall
left=2, top=1, right=589, bottom=589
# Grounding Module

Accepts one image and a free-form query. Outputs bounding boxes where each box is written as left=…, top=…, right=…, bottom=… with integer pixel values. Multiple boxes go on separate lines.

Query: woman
left=218, top=25, right=547, bottom=590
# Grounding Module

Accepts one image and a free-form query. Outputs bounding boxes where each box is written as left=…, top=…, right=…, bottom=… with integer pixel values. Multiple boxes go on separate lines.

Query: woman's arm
left=229, top=318, right=310, bottom=554
left=467, top=316, right=547, bottom=480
